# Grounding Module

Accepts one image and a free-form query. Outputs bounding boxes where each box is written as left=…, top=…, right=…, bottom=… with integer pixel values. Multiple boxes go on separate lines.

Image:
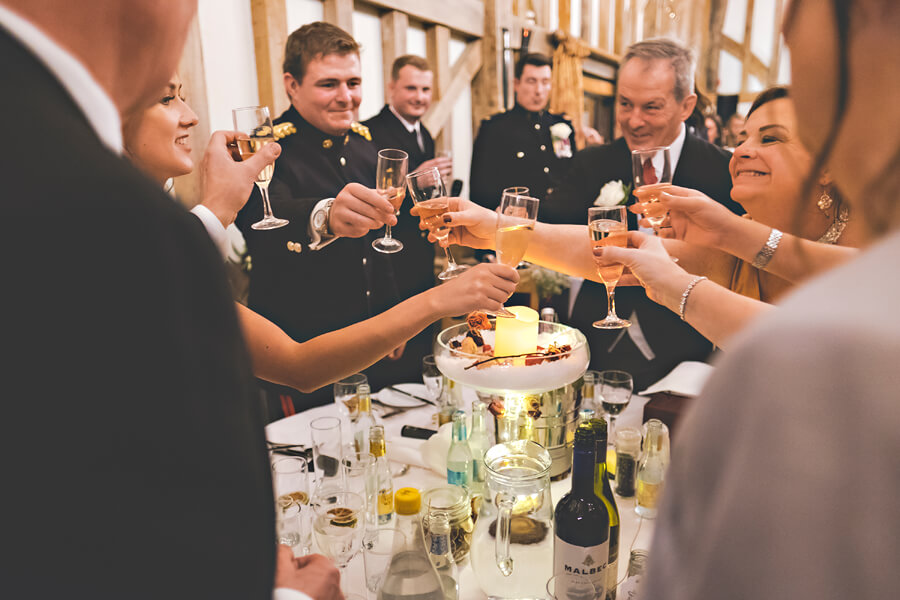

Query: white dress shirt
left=0, top=7, right=312, bottom=600
left=389, top=104, right=425, bottom=152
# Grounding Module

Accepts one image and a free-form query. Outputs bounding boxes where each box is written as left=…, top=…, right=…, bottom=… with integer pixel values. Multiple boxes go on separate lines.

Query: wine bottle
left=446, top=410, right=472, bottom=488
left=353, top=383, right=376, bottom=454
left=554, top=424, right=610, bottom=597
left=369, top=425, right=394, bottom=525
left=589, top=418, right=620, bottom=600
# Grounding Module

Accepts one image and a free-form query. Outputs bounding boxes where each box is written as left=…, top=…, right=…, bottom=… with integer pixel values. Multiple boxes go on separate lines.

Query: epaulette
left=350, top=122, right=371, bottom=141
left=273, top=122, right=297, bottom=140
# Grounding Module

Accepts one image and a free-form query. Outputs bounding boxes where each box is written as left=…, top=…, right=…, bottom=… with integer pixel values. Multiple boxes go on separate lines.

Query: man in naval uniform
left=469, top=53, right=577, bottom=211
left=363, top=54, right=451, bottom=376
left=236, top=22, right=401, bottom=416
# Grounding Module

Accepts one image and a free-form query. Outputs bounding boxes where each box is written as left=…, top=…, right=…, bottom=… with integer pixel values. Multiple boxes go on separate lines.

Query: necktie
left=414, top=125, right=424, bottom=153
left=642, top=158, right=658, bottom=185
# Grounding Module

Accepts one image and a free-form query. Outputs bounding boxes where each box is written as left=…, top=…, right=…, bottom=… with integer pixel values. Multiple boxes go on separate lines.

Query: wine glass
left=488, top=191, right=539, bottom=317
left=272, top=457, right=311, bottom=553
left=631, top=146, right=672, bottom=235
left=311, top=490, right=365, bottom=592
left=372, top=148, right=408, bottom=253
left=310, top=416, right=344, bottom=493
left=232, top=106, right=288, bottom=230
left=407, top=167, right=470, bottom=280
left=588, top=206, right=631, bottom=329
left=598, top=369, right=633, bottom=445
left=334, top=372, right=367, bottom=440
left=422, top=355, right=443, bottom=404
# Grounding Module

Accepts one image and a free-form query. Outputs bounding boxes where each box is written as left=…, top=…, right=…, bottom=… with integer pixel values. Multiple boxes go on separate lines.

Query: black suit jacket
left=0, top=28, right=273, bottom=598
left=543, top=135, right=741, bottom=391
left=236, top=108, right=406, bottom=412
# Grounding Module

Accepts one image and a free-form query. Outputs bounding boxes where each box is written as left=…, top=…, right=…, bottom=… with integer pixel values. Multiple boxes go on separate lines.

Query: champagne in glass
left=589, top=206, right=631, bottom=329
left=407, top=167, right=470, bottom=280
left=373, top=148, right=408, bottom=253
left=598, top=369, right=633, bottom=478
left=312, top=491, right=364, bottom=592
left=488, top=191, right=539, bottom=317
left=232, top=106, right=288, bottom=230
left=631, top=146, right=672, bottom=234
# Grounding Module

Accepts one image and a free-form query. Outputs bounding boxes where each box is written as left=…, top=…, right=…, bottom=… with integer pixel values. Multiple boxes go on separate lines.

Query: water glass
left=276, top=501, right=303, bottom=550
left=310, top=416, right=344, bottom=491
left=422, top=355, right=443, bottom=403
left=363, top=528, right=405, bottom=593
left=343, top=452, right=377, bottom=527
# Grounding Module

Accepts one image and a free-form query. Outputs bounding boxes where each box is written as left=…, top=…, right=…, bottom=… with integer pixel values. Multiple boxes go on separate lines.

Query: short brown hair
left=514, top=53, right=551, bottom=79
left=283, top=22, right=360, bottom=84
left=622, top=39, right=694, bottom=101
left=391, top=55, right=431, bottom=80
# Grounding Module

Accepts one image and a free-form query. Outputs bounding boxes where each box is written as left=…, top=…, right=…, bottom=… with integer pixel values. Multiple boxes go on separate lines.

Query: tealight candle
left=494, top=306, right=539, bottom=357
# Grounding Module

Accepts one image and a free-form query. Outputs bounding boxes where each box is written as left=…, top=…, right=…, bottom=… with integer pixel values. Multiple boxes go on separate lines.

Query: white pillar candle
left=494, top=306, right=539, bottom=357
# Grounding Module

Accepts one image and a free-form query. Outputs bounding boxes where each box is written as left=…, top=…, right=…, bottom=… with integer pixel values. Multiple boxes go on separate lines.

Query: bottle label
left=429, top=532, right=450, bottom=556
left=554, top=536, right=608, bottom=596
left=447, top=468, right=467, bottom=487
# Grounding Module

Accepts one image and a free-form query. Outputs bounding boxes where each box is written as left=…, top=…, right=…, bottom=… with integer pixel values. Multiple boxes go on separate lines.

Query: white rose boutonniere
left=549, top=122, right=573, bottom=158
left=594, top=180, right=632, bottom=207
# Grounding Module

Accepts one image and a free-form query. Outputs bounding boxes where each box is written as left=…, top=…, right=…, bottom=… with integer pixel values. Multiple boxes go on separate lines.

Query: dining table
left=266, top=383, right=657, bottom=599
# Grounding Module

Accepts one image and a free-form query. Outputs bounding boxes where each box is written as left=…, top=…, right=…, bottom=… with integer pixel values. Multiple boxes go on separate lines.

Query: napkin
left=640, top=361, right=715, bottom=397
left=387, top=437, right=431, bottom=471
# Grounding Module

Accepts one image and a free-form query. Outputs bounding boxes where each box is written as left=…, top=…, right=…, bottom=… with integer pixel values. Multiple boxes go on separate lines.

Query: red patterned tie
left=642, top=158, right=658, bottom=185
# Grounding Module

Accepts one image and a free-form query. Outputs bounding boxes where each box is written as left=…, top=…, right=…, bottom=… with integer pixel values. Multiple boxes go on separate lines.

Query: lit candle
left=494, top=306, right=539, bottom=357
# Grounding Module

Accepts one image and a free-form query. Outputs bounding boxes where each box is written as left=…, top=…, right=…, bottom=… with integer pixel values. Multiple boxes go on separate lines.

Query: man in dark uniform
left=363, top=55, right=451, bottom=377
left=541, top=39, right=744, bottom=392
left=236, top=22, right=401, bottom=416
left=470, top=53, right=578, bottom=211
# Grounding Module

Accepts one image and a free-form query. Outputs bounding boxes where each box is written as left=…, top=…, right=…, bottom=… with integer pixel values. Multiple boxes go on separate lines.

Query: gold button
left=322, top=139, right=333, bottom=149
left=287, top=241, right=295, bottom=252
left=516, top=151, right=525, bottom=158
left=540, top=145, right=547, bottom=151
left=362, top=257, right=367, bottom=265
left=340, top=157, right=346, bottom=166
left=366, top=290, right=371, bottom=297
left=344, top=135, right=350, bottom=145
left=543, top=167, right=550, bottom=173
left=534, top=123, right=540, bottom=130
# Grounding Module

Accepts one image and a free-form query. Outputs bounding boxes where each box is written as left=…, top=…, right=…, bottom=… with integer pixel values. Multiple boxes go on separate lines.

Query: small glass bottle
left=467, top=401, right=492, bottom=499
left=616, top=549, right=648, bottom=599
left=425, top=511, right=459, bottom=600
left=636, top=419, right=670, bottom=518
left=369, top=425, right=394, bottom=525
left=540, top=306, right=558, bottom=323
left=614, top=427, right=642, bottom=498
left=381, top=487, right=443, bottom=600
left=353, top=383, right=376, bottom=454
left=447, top=410, right=472, bottom=488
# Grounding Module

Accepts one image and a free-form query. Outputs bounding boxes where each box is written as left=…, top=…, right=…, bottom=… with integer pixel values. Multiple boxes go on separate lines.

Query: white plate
left=375, top=383, right=432, bottom=408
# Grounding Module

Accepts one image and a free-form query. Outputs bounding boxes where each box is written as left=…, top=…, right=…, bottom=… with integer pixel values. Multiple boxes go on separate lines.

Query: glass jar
left=614, top=426, right=642, bottom=497
left=422, top=485, right=474, bottom=564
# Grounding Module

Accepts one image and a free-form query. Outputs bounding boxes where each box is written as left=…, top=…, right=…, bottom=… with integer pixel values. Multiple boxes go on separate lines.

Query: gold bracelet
left=679, top=276, right=708, bottom=321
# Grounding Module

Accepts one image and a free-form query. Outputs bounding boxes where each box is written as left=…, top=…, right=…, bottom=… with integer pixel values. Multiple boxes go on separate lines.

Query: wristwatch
left=312, top=199, right=334, bottom=238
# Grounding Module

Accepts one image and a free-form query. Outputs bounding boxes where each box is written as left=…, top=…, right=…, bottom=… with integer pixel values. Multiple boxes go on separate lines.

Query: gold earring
left=817, top=189, right=833, bottom=213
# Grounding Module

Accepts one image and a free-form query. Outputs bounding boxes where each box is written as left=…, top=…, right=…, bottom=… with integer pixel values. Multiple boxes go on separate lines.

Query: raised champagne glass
left=407, top=166, right=469, bottom=280
left=232, top=106, right=288, bottom=230
left=372, top=148, right=408, bottom=253
left=631, top=146, right=672, bottom=234
left=589, top=205, right=631, bottom=329
left=488, top=191, right=539, bottom=317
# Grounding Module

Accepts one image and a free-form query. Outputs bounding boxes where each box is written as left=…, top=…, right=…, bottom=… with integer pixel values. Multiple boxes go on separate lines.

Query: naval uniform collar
left=285, top=105, right=350, bottom=148
left=512, top=102, right=547, bottom=121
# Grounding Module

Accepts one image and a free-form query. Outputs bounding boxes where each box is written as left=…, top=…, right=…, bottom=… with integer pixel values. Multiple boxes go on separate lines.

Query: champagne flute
left=631, top=146, right=672, bottom=235
left=598, top=369, right=633, bottom=480
left=311, top=490, right=365, bottom=592
left=588, top=206, right=631, bottom=329
left=488, top=191, right=539, bottom=317
left=407, top=167, right=470, bottom=280
left=232, top=106, right=289, bottom=230
left=372, top=148, right=408, bottom=253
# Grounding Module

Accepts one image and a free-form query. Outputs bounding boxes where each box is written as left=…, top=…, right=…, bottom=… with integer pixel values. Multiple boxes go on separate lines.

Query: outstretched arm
left=237, top=263, right=518, bottom=392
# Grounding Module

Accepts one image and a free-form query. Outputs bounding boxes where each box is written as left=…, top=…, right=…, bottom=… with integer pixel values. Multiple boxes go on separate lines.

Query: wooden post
left=250, top=0, right=289, bottom=119
left=323, top=0, right=354, bottom=33
left=172, top=16, right=210, bottom=208
left=580, top=0, right=592, bottom=42
left=740, top=0, right=756, bottom=92
left=381, top=10, right=409, bottom=103
left=473, top=0, right=508, bottom=130
left=426, top=24, right=452, bottom=150
left=559, top=0, right=571, bottom=35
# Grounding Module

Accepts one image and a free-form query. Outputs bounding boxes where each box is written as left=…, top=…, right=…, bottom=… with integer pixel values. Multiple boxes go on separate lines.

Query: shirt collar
left=0, top=5, right=122, bottom=154
left=668, top=122, right=687, bottom=174
left=388, top=104, right=420, bottom=133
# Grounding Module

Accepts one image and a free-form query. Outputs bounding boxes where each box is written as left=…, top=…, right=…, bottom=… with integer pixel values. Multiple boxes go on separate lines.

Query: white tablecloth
left=265, top=385, right=656, bottom=599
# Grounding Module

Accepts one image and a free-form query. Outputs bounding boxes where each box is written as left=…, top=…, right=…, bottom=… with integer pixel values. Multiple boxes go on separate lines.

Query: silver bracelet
left=751, top=227, right=783, bottom=269
left=679, top=276, right=708, bottom=321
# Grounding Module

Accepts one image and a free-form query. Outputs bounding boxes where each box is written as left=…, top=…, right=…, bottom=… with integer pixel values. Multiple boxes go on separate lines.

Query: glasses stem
left=605, top=282, right=618, bottom=319
left=443, top=244, right=458, bottom=267
left=258, top=182, right=274, bottom=219
left=383, top=224, right=393, bottom=240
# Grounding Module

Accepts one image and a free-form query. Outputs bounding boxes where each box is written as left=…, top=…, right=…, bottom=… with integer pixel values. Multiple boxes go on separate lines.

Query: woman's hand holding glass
left=410, top=196, right=498, bottom=249
left=632, top=185, right=742, bottom=250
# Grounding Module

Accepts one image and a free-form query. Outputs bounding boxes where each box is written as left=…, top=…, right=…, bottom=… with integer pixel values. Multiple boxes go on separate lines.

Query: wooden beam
left=583, top=76, right=615, bottom=97
left=358, top=0, right=484, bottom=38
left=740, top=0, right=755, bottom=92
left=323, top=0, right=354, bottom=33
left=423, top=40, right=483, bottom=138
left=426, top=24, right=452, bottom=150
left=250, top=0, right=289, bottom=122
left=381, top=11, right=408, bottom=104
left=172, top=15, right=210, bottom=208
left=596, top=0, right=612, bottom=51
left=559, top=0, right=571, bottom=36
left=533, top=0, right=552, bottom=29
left=580, top=0, right=592, bottom=42
left=768, top=0, right=785, bottom=85
left=613, top=0, right=626, bottom=55
left=472, top=0, right=506, bottom=128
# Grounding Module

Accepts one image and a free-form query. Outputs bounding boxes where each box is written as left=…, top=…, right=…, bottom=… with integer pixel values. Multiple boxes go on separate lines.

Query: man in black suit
left=542, top=39, right=743, bottom=391
left=363, top=55, right=451, bottom=378
left=236, top=22, right=403, bottom=416
left=470, top=53, right=578, bottom=211
left=0, top=1, right=336, bottom=598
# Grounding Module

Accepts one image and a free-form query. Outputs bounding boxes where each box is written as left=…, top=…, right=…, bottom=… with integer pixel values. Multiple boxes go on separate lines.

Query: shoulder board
left=350, top=122, right=371, bottom=141
left=273, top=122, right=297, bottom=140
